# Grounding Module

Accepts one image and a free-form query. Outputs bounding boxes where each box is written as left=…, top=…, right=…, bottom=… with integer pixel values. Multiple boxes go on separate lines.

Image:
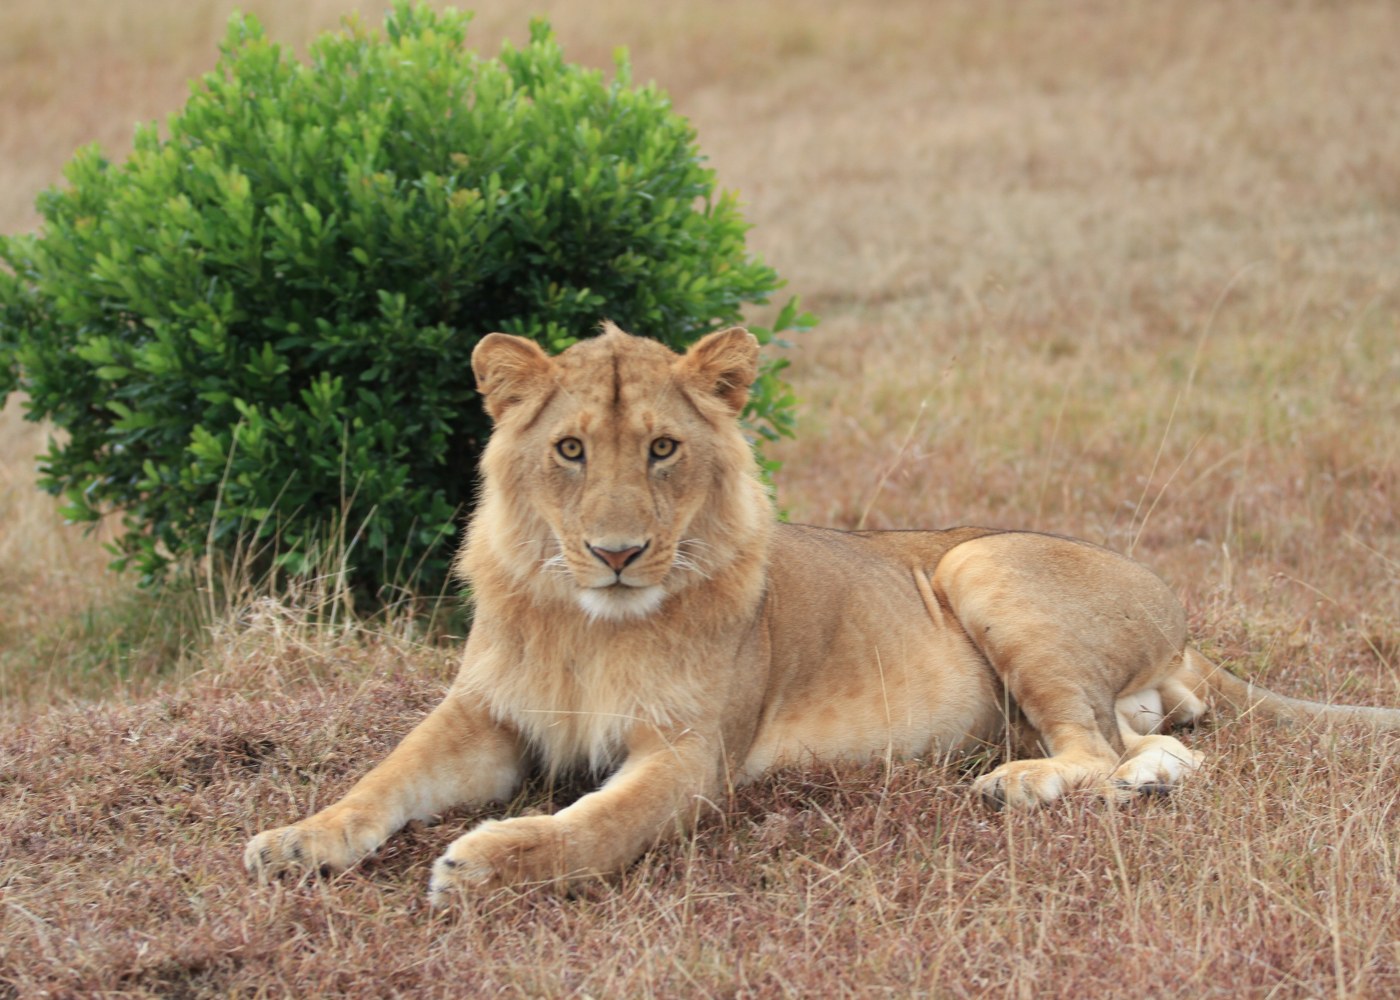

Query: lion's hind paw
left=1110, top=735, right=1203, bottom=797
left=971, top=757, right=1103, bottom=809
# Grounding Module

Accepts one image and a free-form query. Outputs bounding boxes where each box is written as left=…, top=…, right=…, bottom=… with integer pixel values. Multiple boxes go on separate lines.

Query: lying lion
left=245, top=323, right=1400, bottom=904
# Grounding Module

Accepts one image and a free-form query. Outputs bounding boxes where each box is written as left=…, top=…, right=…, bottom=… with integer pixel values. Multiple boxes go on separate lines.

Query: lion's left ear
left=678, top=327, right=759, bottom=415
left=472, top=333, right=555, bottom=422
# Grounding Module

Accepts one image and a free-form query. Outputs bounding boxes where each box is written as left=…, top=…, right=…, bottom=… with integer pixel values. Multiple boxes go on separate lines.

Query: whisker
left=671, top=552, right=713, bottom=580
left=539, top=553, right=570, bottom=576
left=675, top=538, right=723, bottom=575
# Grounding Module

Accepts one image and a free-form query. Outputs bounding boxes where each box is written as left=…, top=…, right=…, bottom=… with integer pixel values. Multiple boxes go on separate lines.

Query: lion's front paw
left=244, top=818, right=375, bottom=881
left=427, top=816, right=576, bottom=906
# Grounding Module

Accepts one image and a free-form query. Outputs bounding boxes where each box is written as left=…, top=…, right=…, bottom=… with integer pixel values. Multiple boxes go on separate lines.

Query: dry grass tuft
left=3, top=0, right=1399, bottom=994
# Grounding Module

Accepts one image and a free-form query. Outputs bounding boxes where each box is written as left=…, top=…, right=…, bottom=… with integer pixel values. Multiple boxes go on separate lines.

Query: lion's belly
left=739, top=553, right=1006, bottom=780
left=741, top=687, right=1004, bottom=780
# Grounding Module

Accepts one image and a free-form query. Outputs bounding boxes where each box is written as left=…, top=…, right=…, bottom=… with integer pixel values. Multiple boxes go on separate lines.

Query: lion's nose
left=587, top=542, right=648, bottom=573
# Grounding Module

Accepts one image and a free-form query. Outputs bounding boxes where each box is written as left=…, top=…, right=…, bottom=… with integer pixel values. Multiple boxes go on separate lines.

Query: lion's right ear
left=472, top=333, right=555, bottom=422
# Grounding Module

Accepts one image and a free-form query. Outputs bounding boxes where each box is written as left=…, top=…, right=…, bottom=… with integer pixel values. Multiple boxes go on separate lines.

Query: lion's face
left=469, top=323, right=764, bottom=623
left=515, top=336, right=727, bottom=622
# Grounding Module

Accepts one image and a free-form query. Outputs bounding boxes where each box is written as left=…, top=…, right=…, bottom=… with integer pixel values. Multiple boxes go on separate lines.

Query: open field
left=2, top=0, right=1398, bottom=995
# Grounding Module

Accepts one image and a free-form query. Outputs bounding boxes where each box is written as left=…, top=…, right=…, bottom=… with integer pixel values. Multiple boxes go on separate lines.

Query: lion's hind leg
left=1158, top=674, right=1209, bottom=729
left=1116, top=677, right=1208, bottom=735
left=934, top=532, right=1199, bottom=809
left=1102, top=668, right=1207, bottom=797
left=970, top=701, right=1124, bottom=808
left=956, top=616, right=1131, bottom=808
left=971, top=693, right=1205, bottom=808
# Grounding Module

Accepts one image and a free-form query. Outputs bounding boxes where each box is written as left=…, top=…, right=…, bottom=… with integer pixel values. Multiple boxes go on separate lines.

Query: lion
left=245, top=322, right=1400, bottom=904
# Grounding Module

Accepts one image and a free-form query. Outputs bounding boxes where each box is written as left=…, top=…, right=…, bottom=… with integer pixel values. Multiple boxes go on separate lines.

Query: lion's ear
left=678, top=327, right=759, bottom=415
left=472, top=333, right=554, bottom=422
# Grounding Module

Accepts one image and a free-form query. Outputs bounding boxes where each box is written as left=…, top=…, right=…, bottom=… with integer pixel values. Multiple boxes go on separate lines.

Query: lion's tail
left=1181, top=646, right=1400, bottom=732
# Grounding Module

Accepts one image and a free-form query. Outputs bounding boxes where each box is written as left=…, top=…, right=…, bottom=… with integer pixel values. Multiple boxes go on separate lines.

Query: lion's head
left=462, top=323, right=772, bottom=624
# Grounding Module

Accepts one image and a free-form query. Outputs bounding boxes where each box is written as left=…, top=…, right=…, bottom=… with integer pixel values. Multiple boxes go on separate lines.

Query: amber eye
left=649, top=437, right=678, bottom=460
left=556, top=437, right=585, bottom=461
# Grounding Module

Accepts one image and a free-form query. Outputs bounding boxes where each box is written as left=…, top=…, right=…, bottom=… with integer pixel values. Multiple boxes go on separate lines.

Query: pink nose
left=587, top=543, right=647, bottom=573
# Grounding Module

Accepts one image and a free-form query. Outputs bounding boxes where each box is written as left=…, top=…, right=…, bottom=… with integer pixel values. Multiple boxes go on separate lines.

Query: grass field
left=2, top=1, right=1399, bottom=996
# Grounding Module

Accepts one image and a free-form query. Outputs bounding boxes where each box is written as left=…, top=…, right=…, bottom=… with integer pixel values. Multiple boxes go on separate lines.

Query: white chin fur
left=577, top=585, right=667, bottom=623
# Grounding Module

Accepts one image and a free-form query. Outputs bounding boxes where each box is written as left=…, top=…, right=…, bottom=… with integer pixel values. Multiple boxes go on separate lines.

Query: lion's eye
left=649, top=437, right=678, bottom=460
left=556, top=437, right=585, bottom=461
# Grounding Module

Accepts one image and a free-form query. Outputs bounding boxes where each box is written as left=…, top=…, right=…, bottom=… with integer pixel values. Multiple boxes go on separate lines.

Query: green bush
left=0, top=3, right=812, bottom=601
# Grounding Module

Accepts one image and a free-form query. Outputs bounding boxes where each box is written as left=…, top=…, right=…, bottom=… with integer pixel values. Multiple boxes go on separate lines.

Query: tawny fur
left=245, top=323, right=1400, bottom=904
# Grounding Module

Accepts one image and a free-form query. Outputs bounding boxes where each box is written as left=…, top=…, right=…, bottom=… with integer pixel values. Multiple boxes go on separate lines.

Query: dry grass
left=5, top=634, right=1400, bottom=996
left=3, top=0, right=1400, bottom=995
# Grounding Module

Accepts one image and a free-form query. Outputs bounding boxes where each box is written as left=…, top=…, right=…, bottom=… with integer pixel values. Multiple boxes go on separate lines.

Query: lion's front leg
left=245, top=692, right=524, bottom=879
left=428, top=725, right=719, bottom=904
